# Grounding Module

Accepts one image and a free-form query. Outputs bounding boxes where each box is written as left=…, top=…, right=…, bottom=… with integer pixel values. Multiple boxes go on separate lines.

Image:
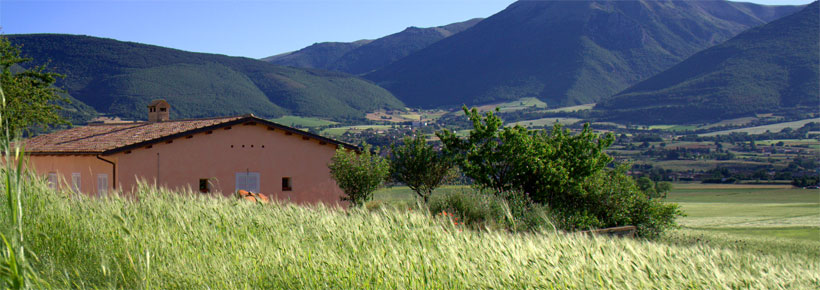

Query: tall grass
left=0, top=81, right=44, bottom=289
left=1, top=178, right=818, bottom=289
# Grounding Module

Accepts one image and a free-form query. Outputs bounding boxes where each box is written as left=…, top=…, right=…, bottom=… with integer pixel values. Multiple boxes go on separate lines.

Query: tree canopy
left=0, top=36, right=67, bottom=137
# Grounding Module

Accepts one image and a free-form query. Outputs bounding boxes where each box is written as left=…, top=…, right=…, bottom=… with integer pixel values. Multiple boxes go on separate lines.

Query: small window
left=160, top=107, right=167, bottom=112
left=282, top=177, right=292, bottom=191
left=97, top=174, right=108, bottom=197
left=71, top=173, right=81, bottom=193
left=47, top=172, right=57, bottom=190
left=199, top=178, right=211, bottom=193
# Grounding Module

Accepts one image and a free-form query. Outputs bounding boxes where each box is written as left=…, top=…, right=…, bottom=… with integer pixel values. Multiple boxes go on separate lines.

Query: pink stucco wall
left=28, top=122, right=346, bottom=205
left=27, top=155, right=116, bottom=197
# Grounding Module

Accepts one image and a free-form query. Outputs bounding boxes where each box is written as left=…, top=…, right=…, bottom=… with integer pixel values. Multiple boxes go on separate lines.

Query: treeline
left=329, top=107, right=681, bottom=238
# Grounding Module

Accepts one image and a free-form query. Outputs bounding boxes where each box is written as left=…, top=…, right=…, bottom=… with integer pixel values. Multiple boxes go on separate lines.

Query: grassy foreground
left=1, top=181, right=818, bottom=289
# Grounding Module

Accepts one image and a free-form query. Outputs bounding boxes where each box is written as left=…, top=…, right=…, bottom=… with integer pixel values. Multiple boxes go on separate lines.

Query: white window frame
left=235, top=172, right=260, bottom=193
left=97, top=174, right=108, bottom=197
left=71, top=173, right=81, bottom=194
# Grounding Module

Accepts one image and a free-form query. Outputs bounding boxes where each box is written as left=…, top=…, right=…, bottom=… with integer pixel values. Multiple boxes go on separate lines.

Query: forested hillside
left=365, top=0, right=802, bottom=108
left=264, top=18, right=481, bottom=75
left=8, top=34, right=403, bottom=122
left=596, top=1, right=819, bottom=124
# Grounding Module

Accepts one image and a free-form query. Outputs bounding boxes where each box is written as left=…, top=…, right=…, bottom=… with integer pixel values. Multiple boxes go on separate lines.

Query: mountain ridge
left=264, top=18, right=482, bottom=75
left=595, top=1, right=819, bottom=124
left=364, top=0, right=803, bottom=108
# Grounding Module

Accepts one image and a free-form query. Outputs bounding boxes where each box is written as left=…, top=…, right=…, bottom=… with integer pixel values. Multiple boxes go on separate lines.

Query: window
left=71, top=173, right=81, bottom=193
left=97, top=174, right=108, bottom=197
left=47, top=173, right=57, bottom=190
left=199, top=178, right=211, bottom=193
left=235, top=172, right=260, bottom=193
left=282, top=177, right=292, bottom=191
left=160, top=107, right=167, bottom=112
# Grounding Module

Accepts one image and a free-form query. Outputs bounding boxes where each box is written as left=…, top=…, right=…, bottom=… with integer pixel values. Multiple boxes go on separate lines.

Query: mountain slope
left=261, top=40, right=372, bottom=70
left=264, top=18, right=482, bottom=74
left=365, top=0, right=803, bottom=108
left=8, top=34, right=403, bottom=121
left=330, top=18, right=483, bottom=75
left=595, top=1, right=819, bottom=124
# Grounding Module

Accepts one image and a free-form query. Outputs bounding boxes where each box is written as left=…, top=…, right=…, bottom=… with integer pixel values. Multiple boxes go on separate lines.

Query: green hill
left=8, top=34, right=403, bottom=122
left=596, top=2, right=819, bottom=124
left=264, top=18, right=482, bottom=75
left=365, top=0, right=803, bottom=109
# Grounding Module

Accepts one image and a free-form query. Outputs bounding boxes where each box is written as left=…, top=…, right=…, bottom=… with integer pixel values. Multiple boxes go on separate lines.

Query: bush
left=328, top=145, right=389, bottom=207
left=389, top=135, right=453, bottom=204
left=428, top=188, right=552, bottom=232
left=437, top=107, right=681, bottom=237
left=555, top=165, right=681, bottom=238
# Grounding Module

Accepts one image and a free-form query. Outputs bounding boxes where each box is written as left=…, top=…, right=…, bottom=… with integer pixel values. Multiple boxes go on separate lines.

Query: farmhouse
left=24, top=100, right=354, bottom=205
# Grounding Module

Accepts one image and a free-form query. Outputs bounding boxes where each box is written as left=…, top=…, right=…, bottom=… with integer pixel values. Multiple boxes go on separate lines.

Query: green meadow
left=666, top=184, right=819, bottom=241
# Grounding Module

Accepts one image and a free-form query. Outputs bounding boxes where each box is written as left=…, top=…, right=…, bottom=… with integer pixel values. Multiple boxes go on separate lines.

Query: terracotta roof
left=24, top=115, right=356, bottom=155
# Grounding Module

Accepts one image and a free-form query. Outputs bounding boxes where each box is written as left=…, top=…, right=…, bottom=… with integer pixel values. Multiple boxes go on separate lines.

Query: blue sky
left=1, top=0, right=814, bottom=59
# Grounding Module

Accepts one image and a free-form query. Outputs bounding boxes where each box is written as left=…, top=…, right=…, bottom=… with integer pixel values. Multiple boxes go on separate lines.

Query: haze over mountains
left=596, top=1, right=819, bottom=124
left=364, top=0, right=803, bottom=109
left=264, top=18, right=482, bottom=75
left=8, top=34, right=403, bottom=122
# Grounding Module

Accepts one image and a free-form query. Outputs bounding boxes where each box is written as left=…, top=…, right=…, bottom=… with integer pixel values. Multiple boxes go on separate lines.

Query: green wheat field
left=0, top=175, right=817, bottom=289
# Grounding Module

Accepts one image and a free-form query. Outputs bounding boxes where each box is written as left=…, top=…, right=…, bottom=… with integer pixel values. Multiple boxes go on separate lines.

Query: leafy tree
left=0, top=36, right=68, bottom=137
left=654, top=181, right=673, bottom=199
left=438, top=107, right=680, bottom=237
left=437, top=107, right=614, bottom=205
left=389, top=135, right=453, bottom=204
left=328, top=145, right=389, bottom=207
left=637, top=177, right=656, bottom=195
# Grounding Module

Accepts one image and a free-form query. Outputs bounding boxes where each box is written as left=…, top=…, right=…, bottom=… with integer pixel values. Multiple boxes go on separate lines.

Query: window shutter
left=97, top=174, right=108, bottom=197
left=248, top=173, right=260, bottom=193
left=47, top=173, right=57, bottom=190
left=236, top=173, right=246, bottom=193
left=71, top=173, right=81, bottom=193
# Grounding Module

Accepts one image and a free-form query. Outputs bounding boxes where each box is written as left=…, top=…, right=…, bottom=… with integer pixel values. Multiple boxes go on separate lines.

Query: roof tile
left=25, top=116, right=244, bottom=154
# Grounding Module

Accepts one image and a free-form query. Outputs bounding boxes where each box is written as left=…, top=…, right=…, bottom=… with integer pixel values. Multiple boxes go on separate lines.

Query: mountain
left=261, top=40, right=373, bottom=70
left=364, top=0, right=803, bottom=108
left=264, top=18, right=482, bottom=74
left=595, top=2, right=819, bottom=124
left=8, top=34, right=403, bottom=122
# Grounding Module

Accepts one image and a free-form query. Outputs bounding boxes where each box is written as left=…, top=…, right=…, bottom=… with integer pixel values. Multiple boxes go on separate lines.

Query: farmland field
left=1, top=173, right=818, bottom=288
left=700, top=118, right=820, bottom=136
left=475, top=97, right=548, bottom=112
left=545, top=103, right=595, bottom=112
left=507, top=117, right=582, bottom=128
left=666, top=183, right=819, bottom=241
left=270, top=115, right=337, bottom=128
left=3, top=183, right=818, bottom=289
left=320, top=124, right=396, bottom=136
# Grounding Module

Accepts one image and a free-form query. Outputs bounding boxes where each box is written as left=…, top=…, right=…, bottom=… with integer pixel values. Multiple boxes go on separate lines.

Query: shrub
left=328, top=145, right=389, bottom=207
left=437, top=107, right=681, bottom=237
left=428, top=188, right=552, bottom=232
left=389, top=135, right=453, bottom=204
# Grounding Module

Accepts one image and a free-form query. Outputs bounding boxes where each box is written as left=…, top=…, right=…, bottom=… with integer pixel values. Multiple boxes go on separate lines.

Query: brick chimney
left=147, top=99, right=170, bottom=122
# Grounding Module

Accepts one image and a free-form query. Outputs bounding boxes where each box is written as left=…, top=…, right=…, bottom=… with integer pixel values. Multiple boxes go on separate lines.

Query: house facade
left=24, top=101, right=354, bottom=205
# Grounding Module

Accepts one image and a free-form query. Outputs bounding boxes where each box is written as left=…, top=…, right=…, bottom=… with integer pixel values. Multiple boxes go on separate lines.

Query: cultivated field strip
left=6, top=183, right=819, bottom=289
